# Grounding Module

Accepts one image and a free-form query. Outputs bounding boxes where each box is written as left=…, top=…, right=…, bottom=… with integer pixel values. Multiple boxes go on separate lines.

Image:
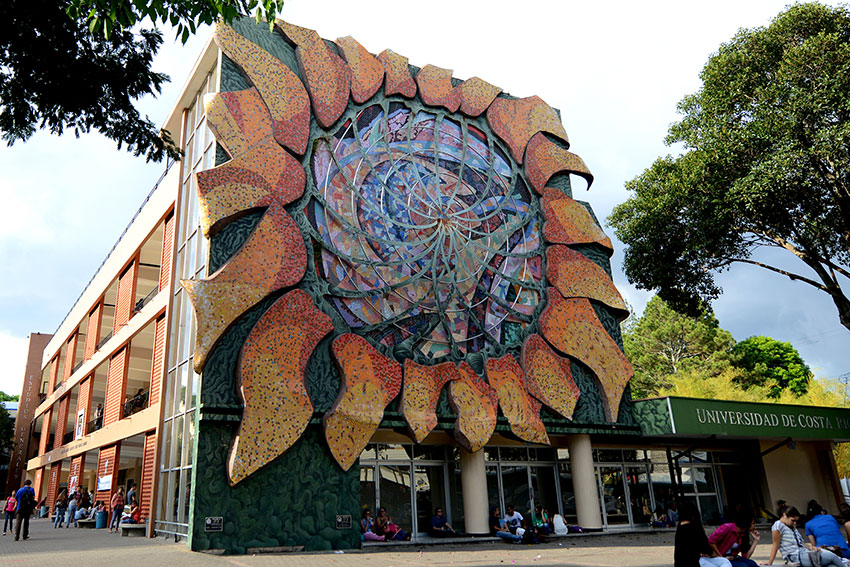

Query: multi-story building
left=18, top=16, right=850, bottom=553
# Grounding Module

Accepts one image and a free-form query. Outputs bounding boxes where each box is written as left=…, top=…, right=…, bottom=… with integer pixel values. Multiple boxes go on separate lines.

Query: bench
left=119, top=523, right=146, bottom=537
left=78, top=519, right=97, bottom=529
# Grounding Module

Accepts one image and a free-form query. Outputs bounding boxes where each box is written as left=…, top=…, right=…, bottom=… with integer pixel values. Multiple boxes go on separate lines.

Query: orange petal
left=486, top=95, right=569, bottom=164
left=521, top=333, right=581, bottom=420
left=205, top=88, right=272, bottom=158
left=546, top=245, right=628, bottom=318
left=415, top=65, right=461, bottom=112
left=195, top=142, right=305, bottom=237
left=485, top=355, right=549, bottom=445
left=401, top=360, right=456, bottom=443
left=227, top=290, right=333, bottom=485
left=525, top=132, right=593, bottom=194
left=214, top=23, right=310, bottom=155
left=377, top=49, right=417, bottom=98
left=183, top=202, right=307, bottom=372
left=324, top=334, right=402, bottom=470
left=276, top=20, right=351, bottom=129
left=542, top=188, right=613, bottom=251
left=457, top=77, right=502, bottom=117
left=335, top=36, right=383, bottom=104
left=539, top=290, right=633, bottom=422
left=447, top=362, right=498, bottom=452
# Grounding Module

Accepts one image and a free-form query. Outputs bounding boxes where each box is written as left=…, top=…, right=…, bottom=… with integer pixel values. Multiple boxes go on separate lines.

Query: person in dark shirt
left=429, top=507, right=457, bottom=537
left=675, top=502, right=731, bottom=567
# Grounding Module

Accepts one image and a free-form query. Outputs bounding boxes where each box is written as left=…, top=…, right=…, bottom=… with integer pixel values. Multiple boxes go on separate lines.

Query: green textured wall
left=188, top=17, right=638, bottom=554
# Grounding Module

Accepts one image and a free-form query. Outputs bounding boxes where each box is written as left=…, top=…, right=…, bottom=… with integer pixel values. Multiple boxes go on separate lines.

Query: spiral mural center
left=309, top=103, right=544, bottom=360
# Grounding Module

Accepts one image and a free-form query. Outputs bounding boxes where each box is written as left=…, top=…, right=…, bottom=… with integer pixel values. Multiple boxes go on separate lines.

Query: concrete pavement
left=0, top=517, right=781, bottom=567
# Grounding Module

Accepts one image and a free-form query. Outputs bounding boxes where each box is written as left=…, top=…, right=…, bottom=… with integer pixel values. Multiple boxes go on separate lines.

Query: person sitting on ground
left=375, top=506, right=409, bottom=541
left=552, top=513, right=568, bottom=535
left=804, top=501, right=850, bottom=559
left=707, top=509, right=760, bottom=567
left=75, top=503, right=89, bottom=521
left=490, top=507, right=521, bottom=543
left=674, top=501, right=731, bottom=567
left=652, top=504, right=669, bottom=528
left=667, top=502, right=679, bottom=526
left=429, top=507, right=457, bottom=537
left=767, top=504, right=844, bottom=566
left=360, top=509, right=385, bottom=541
left=532, top=505, right=551, bottom=536
left=503, top=504, right=525, bottom=534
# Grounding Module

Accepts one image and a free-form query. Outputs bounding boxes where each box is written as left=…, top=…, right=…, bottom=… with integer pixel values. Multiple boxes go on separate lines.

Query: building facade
left=18, top=16, right=850, bottom=554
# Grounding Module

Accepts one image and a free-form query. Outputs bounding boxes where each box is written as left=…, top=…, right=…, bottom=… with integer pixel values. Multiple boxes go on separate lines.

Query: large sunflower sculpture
left=183, top=19, right=634, bottom=485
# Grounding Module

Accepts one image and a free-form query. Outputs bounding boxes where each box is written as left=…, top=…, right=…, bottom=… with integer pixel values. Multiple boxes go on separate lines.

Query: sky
left=1, top=0, right=848, bottom=396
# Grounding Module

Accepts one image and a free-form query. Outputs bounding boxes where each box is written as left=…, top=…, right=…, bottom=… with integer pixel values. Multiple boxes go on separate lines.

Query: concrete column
left=460, top=448, right=489, bottom=535
left=568, top=434, right=602, bottom=529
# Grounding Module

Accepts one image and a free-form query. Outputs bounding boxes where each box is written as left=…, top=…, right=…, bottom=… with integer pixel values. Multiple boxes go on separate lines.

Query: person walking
left=3, top=491, right=16, bottom=535
left=66, top=491, right=79, bottom=528
left=53, top=489, right=68, bottom=528
left=108, top=487, right=124, bottom=533
left=14, top=479, right=36, bottom=541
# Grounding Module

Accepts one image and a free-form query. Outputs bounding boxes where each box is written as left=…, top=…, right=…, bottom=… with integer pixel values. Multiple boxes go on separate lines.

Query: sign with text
left=205, top=517, right=223, bottom=532
left=336, top=514, right=352, bottom=529
left=75, top=409, right=85, bottom=440
left=668, top=397, right=850, bottom=440
left=97, top=474, right=112, bottom=491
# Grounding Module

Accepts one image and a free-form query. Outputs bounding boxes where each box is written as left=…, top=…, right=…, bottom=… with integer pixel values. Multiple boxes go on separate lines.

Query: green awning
left=632, top=396, right=850, bottom=441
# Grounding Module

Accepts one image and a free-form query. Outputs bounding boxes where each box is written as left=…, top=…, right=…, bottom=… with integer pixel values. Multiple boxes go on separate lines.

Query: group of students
left=359, top=507, right=413, bottom=541
left=675, top=499, right=850, bottom=567
left=1, top=479, right=143, bottom=540
left=490, top=504, right=571, bottom=544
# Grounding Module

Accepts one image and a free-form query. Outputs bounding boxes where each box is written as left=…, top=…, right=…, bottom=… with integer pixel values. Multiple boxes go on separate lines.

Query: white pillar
left=459, top=448, right=489, bottom=535
left=568, top=434, right=602, bottom=529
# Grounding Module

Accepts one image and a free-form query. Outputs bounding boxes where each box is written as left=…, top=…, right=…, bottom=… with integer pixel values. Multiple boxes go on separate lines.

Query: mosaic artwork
left=325, top=334, right=402, bottom=470
left=522, top=333, right=581, bottom=420
left=485, top=354, right=549, bottom=445
left=539, top=290, right=632, bottom=421
left=227, top=290, right=333, bottom=484
left=401, top=360, right=457, bottom=443
left=448, top=362, right=499, bottom=452
left=185, top=19, right=634, bottom=484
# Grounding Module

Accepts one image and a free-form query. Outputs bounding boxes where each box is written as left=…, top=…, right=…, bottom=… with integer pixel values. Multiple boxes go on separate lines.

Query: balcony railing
left=96, top=331, right=112, bottom=350
left=123, top=389, right=150, bottom=419
left=134, top=287, right=159, bottom=313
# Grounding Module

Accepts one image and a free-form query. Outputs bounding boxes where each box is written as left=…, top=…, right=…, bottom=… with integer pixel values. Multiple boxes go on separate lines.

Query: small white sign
left=97, top=474, right=112, bottom=491
left=74, top=409, right=86, bottom=440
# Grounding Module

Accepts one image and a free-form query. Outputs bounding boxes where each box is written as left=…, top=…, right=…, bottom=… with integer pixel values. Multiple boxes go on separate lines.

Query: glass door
left=597, top=465, right=630, bottom=526
left=414, top=464, right=447, bottom=535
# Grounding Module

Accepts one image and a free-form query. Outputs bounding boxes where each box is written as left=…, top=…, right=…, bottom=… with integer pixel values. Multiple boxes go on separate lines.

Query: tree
left=733, top=336, right=812, bottom=397
left=624, top=295, right=738, bottom=398
left=0, top=392, right=19, bottom=402
left=608, top=3, right=850, bottom=331
left=0, top=406, right=13, bottom=456
left=1, top=0, right=284, bottom=161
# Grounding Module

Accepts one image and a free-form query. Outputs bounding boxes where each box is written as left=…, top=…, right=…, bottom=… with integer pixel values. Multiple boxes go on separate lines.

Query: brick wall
left=114, top=259, right=138, bottom=332
left=140, top=431, right=157, bottom=519
left=104, top=348, right=128, bottom=426
left=76, top=376, right=92, bottom=438
left=84, top=303, right=102, bottom=360
left=94, top=444, right=120, bottom=505
left=160, top=212, right=174, bottom=291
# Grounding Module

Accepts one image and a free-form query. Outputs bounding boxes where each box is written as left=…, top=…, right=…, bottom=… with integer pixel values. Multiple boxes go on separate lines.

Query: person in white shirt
left=503, top=505, right=525, bottom=534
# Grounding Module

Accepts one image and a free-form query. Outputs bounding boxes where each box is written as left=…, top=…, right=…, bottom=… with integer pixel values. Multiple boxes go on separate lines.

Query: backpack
left=19, top=488, right=35, bottom=514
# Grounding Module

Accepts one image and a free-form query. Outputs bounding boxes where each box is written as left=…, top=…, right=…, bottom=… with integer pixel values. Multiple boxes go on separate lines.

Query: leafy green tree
left=624, top=295, right=738, bottom=398
left=0, top=392, right=19, bottom=402
left=0, top=406, right=13, bottom=455
left=608, top=3, right=850, bottom=331
left=1, top=0, right=284, bottom=161
left=732, top=336, right=813, bottom=397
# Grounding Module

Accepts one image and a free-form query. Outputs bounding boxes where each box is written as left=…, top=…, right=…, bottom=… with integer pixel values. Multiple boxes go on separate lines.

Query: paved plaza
left=0, top=518, right=786, bottom=567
